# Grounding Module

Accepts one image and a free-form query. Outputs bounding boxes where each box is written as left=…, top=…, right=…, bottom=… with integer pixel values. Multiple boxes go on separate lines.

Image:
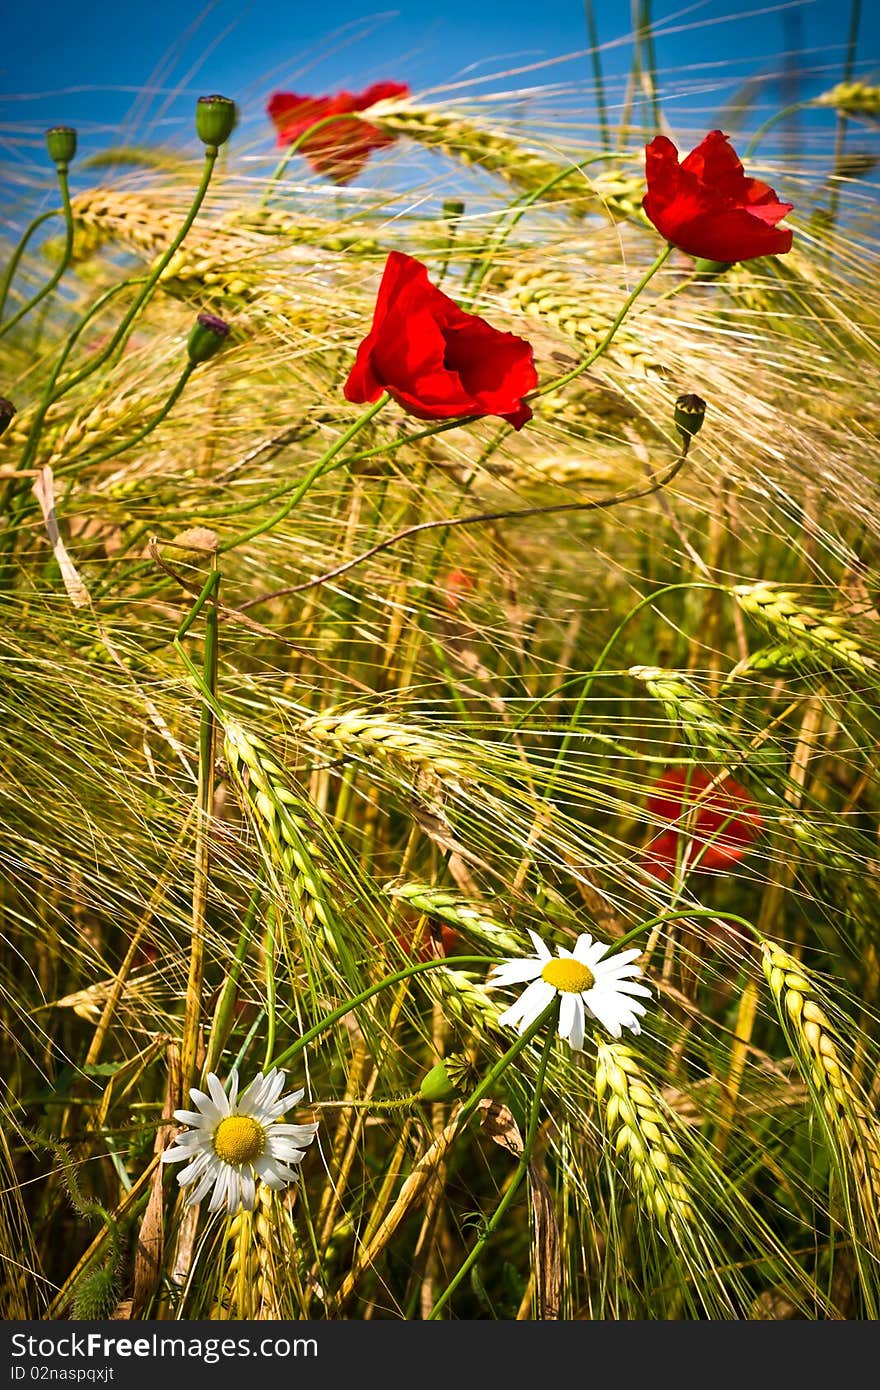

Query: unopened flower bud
left=694, top=257, right=732, bottom=276
left=187, top=312, right=230, bottom=365
left=196, top=95, right=238, bottom=149
left=0, top=398, right=16, bottom=439
left=442, top=199, right=465, bottom=220
left=46, top=127, right=77, bottom=167
left=674, top=393, right=707, bottom=440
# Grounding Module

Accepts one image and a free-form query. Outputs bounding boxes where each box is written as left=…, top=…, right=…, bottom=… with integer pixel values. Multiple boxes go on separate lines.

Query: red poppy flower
left=344, top=251, right=538, bottom=428
left=643, top=130, right=793, bottom=263
left=267, top=80, right=409, bottom=184
left=440, top=567, right=475, bottom=611
left=641, top=766, right=762, bottom=882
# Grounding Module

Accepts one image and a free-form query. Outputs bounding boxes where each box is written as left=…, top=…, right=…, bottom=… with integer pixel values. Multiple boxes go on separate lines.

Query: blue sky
left=1, top=1, right=878, bottom=189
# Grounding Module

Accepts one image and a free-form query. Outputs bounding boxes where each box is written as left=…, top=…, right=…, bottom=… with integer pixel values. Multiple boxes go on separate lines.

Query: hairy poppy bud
left=442, top=199, right=465, bottom=219
left=187, top=312, right=230, bottom=365
left=46, top=127, right=77, bottom=167
left=0, top=398, right=16, bottom=439
left=674, top=393, right=707, bottom=440
left=694, top=257, right=732, bottom=276
left=196, top=95, right=238, bottom=149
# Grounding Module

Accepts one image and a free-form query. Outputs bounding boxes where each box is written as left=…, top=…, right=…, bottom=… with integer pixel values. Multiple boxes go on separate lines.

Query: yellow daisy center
left=212, top=1114, right=266, bottom=1165
left=541, top=958, right=595, bottom=993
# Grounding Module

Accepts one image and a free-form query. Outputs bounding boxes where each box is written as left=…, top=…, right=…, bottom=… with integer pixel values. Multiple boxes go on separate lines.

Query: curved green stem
left=541, top=241, right=672, bottom=396
left=0, top=170, right=73, bottom=342
left=14, top=277, right=147, bottom=479
left=744, top=102, right=812, bottom=159
left=54, top=362, right=196, bottom=477
left=462, top=151, right=620, bottom=308
left=271, top=954, right=503, bottom=1071
left=614, top=905, right=762, bottom=953
left=0, top=206, right=61, bottom=325
left=428, top=1012, right=556, bottom=1318
left=37, top=148, right=217, bottom=412
left=218, top=394, right=389, bottom=555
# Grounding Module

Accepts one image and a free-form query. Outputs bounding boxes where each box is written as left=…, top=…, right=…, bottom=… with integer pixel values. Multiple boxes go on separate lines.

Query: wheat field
left=3, top=10, right=880, bottom=1321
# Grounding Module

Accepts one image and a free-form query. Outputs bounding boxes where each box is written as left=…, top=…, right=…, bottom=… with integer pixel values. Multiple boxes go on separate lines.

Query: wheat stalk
left=734, top=583, right=876, bottom=676
left=366, top=102, right=643, bottom=219
left=761, top=939, right=880, bottom=1251
left=222, top=720, right=343, bottom=957
left=595, top=1040, right=695, bottom=1237
left=503, top=267, right=665, bottom=376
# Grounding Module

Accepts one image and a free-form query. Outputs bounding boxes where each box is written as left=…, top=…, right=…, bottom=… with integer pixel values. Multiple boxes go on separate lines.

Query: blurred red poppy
left=643, top=129, right=793, bottom=263
left=344, top=251, right=537, bottom=428
left=642, top=766, right=762, bottom=881
left=440, top=567, right=475, bottom=611
left=267, top=81, right=409, bottom=183
left=391, top=920, right=459, bottom=961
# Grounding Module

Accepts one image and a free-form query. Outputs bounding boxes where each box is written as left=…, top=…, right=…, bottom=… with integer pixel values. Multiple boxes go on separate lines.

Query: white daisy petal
left=172, top=1151, right=212, bottom=1185
left=206, top=1073, right=232, bottom=1117
left=187, top=1090, right=222, bottom=1123
left=186, top=1166, right=218, bottom=1207
left=572, top=934, right=595, bottom=963
left=486, top=958, right=544, bottom=988
left=568, top=997, right=586, bottom=1052
left=502, top=976, right=556, bottom=1032
left=240, top=1170, right=256, bottom=1211
left=236, top=1071, right=265, bottom=1115
left=558, top=991, right=577, bottom=1042
left=173, top=1109, right=212, bottom=1128
left=270, top=1122, right=319, bottom=1145
left=526, top=929, right=552, bottom=961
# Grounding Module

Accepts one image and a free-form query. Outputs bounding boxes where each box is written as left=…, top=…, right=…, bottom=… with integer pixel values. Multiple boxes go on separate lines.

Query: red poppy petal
left=666, top=208, right=793, bottom=262
left=356, top=81, right=410, bottom=109
left=680, top=129, right=746, bottom=195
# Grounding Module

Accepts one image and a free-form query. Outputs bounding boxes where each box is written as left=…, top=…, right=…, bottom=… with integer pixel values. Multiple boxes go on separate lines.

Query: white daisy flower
left=487, top=930, right=651, bottom=1050
left=161, top=1068, right=318, bottom=1214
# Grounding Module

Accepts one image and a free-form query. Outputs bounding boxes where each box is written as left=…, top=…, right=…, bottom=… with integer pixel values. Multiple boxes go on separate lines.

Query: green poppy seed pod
left=45, top=127, right=77, bottom=167
left=187, top=312, right=230, bottom=365
left=442, top=199, right=465, bottom=220
left=694, top=257, right=732, bottom=276
left=674, top=393, right=707, bottom=440
left=0, top=398, right=16, bottom=439
left=196, top=95, right=238, bottom=149
left=417, top=1053, right=476, bottom=1101
left=418, top=1061, right=457, bottom=1102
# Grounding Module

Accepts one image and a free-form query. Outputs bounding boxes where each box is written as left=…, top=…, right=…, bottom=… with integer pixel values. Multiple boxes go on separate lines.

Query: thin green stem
left=205, top=878, right=263, bottom=1075
left=462, top=151, right=618, bottom=308
left=218, top=394, right=389, bottom=555
left=744, top=102, right=811, bottom=159
left=239, top=439, right=691, bottom=611
left=180, top=561, right=220, bottom=1096
left=262, top=903, right=278, bottom=1071
left=585, top=0, right=612, bottom=152
left=543, top=241, right=672, bottom=395
left=0, top=207, right=61, bottom=325
left=53, top=363, right=196, bottom=478
left=271, top=955, right=502, bottom=1071
left=830, top=0, right=863, bottom=224
left=637, top=0, right=662, bottom=136
left=35, top=149, right=217, bottom=412
left=428, top=1013, right=556, bottom=1318
left=0, top=169, right=73, bottom=342
left=260, top=113, right=369, bottom=209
